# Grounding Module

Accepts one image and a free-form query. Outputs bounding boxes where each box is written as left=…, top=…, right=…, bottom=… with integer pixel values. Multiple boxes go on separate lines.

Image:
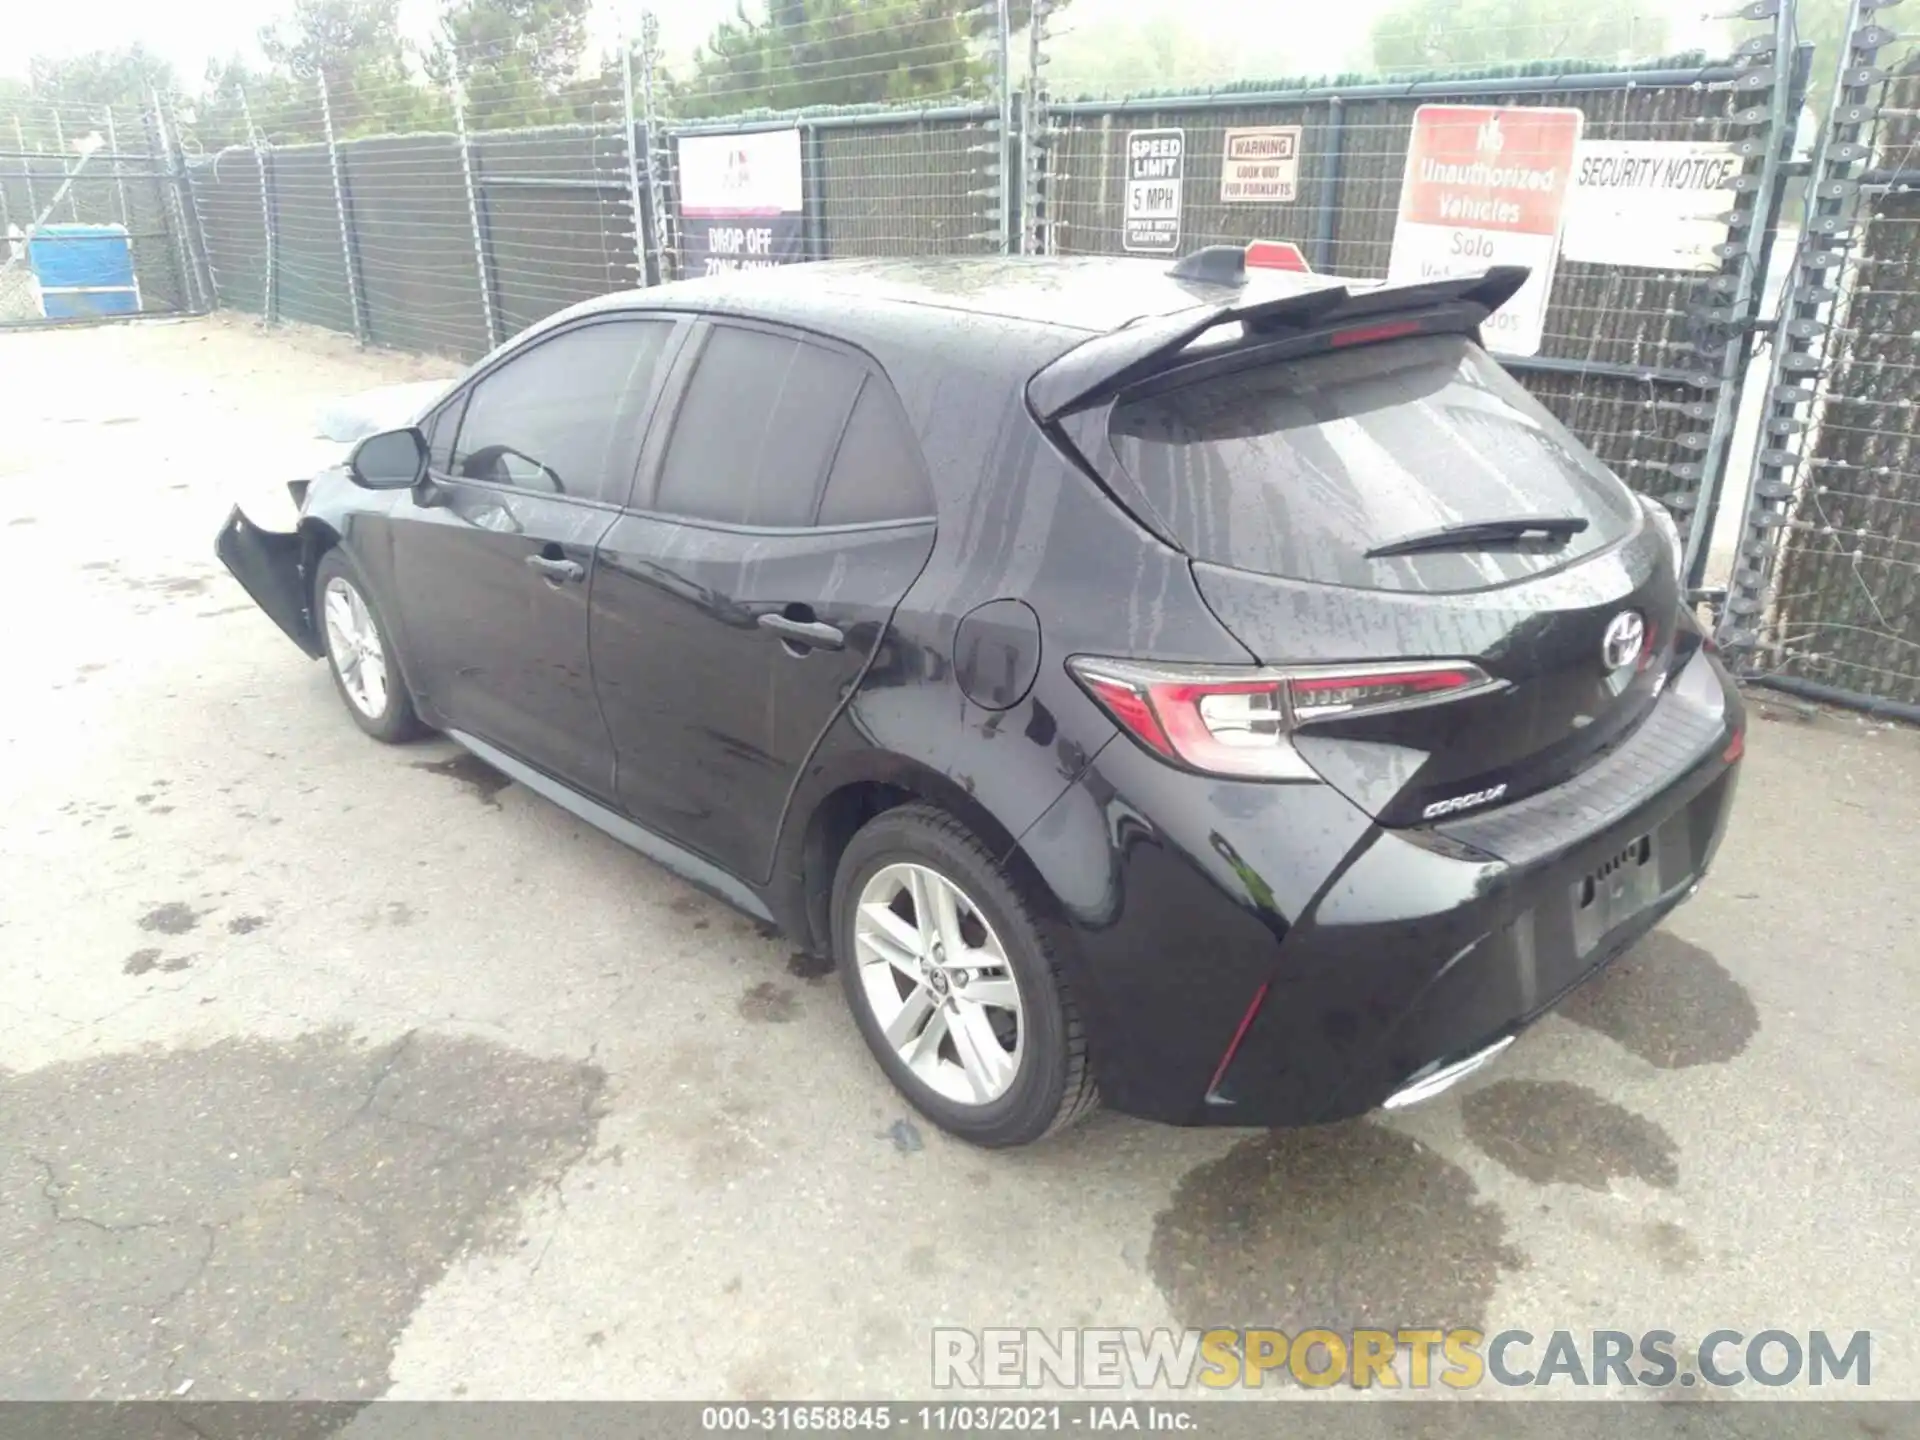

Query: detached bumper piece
left=215, top=507, right=323, bottom=658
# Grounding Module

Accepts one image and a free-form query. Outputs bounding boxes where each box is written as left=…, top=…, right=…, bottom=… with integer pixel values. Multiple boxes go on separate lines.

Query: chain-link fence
left=179, top=54, right=640, bottom=357
left=1, top=99, right=204, bottom=324
left=178, top=22, right=1007, bottom=353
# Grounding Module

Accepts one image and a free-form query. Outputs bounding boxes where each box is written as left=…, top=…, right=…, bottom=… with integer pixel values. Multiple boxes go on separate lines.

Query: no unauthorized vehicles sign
left=1386, top=104, right=1583, bottom=357
left=1124, top=128, right=1184, bottom=254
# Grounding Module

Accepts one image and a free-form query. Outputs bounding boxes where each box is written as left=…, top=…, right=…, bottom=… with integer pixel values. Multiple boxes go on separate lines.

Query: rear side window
left=817, top=379, right=933, bottom=526
left=450, top=319, right=673, bottom=504
left=654, top=327, right=863, bottom=527
left=1107, top=334, right=1638, bottom=592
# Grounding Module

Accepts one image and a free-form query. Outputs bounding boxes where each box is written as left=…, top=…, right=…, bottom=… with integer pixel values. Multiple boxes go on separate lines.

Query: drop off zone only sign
left=1386, top=105, right=1583, bottom=357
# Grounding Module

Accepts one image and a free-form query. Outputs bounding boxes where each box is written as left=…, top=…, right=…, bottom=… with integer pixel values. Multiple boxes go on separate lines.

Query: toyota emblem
left=1602, top=611, right=1647, bottom=670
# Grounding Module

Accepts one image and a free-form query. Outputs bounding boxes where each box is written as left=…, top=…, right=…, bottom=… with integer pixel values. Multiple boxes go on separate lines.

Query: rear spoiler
left=1027, top=264, right=1529, bottom=420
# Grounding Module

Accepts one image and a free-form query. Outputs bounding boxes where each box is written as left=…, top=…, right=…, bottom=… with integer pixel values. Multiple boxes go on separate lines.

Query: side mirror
left=348, top=426, right=429, bottom=490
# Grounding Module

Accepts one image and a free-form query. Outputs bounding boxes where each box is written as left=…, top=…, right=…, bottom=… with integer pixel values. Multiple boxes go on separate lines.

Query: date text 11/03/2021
left=701, top=1406, right=1194, bottom=1432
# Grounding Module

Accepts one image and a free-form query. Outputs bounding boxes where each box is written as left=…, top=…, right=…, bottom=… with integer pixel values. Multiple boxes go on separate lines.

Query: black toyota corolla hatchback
left=218, top=249, right=1743, bottom=1148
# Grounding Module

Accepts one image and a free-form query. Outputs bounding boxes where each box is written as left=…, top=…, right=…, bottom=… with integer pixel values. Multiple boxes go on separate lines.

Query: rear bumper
left=216, top=506, right=322, bottom=658
left=1015, top=646, right=1743, bottom=1127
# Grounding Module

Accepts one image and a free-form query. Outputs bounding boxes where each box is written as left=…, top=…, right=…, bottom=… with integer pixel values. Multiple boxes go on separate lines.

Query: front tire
left=314, top=549, right=424, bottom=744
left=832, top=803, right=1097, bottom=1148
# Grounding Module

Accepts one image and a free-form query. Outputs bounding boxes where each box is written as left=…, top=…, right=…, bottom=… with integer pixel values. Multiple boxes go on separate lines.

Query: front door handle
left=526, top=553, right=585, bottom=583
left=759, top=610, right=845, bottom=651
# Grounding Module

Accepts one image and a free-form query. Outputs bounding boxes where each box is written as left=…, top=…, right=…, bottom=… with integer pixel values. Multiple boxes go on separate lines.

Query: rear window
left=1107, top=334, right=1638, bottom=592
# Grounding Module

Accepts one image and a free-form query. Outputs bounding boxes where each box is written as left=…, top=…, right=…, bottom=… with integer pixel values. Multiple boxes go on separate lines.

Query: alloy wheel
left=322, top=575, right=388, bottom=719
left=853, top=862, right=1025, bottom=1105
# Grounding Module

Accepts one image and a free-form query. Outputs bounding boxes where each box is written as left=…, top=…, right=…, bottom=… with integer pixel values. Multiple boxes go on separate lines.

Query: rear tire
left=832, top=803, right=1097, bottom=1148
left=314, top=549, right=424, bottom=744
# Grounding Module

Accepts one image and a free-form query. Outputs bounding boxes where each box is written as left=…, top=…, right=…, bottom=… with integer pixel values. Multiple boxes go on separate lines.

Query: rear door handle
left=526, top=554, right=585, bottom=583
left=758, top=611, right=845, bottom=651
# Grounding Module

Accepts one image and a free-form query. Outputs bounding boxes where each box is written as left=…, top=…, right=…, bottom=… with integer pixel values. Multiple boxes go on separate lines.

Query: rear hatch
left=1068, top=326, right=1680, bottom=827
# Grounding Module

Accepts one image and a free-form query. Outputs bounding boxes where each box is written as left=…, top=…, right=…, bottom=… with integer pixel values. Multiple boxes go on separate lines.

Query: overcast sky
left=4, top=0, right=1728, bottom=87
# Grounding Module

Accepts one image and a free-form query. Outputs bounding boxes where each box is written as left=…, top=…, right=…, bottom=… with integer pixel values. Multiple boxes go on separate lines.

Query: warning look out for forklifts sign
left=1386, top=105, right=1583, bottom=357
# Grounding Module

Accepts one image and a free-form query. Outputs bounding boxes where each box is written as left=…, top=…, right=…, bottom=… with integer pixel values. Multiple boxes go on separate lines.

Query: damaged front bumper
left=216, top=506, right=323, bottom=658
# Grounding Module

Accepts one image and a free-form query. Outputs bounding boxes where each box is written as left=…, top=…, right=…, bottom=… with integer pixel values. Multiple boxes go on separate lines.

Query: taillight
left=1068, top=657, right=1499, bottom=779
left=1722, top=728, right=1745, bottom=764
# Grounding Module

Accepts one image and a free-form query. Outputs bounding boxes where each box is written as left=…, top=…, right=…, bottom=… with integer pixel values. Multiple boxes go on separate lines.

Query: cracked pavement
left=2, top=317, right=1918, bottom=1409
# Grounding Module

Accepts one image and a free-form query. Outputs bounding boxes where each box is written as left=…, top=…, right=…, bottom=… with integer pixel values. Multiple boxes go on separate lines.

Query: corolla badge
left=1422, top=783, right=1508, bottom=820
left=1602, top=610, right=1647, bottom=671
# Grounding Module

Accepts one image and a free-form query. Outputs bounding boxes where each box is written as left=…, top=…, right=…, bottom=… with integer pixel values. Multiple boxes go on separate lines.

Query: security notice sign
left=676, top=128, right=805, bottom=275
left=1124, top=128, right=1184, bottom=254
left=1560, top=140, right=1743, bottom=271
left=1386, top=104, right=1584, bottom=357
left=1220, top=126, right=1302, bottom=203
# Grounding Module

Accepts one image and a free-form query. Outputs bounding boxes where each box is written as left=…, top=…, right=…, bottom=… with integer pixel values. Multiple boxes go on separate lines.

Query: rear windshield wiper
left=1365, top=515, right=1589, bottom=560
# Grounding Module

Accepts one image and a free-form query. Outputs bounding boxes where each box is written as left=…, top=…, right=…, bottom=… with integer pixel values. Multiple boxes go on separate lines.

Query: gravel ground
left=2, top=315, right=1917, bottom=1415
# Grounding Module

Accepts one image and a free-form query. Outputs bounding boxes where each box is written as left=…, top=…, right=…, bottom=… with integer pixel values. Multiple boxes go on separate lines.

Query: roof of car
left=581, top=254, right=1349, bottom=338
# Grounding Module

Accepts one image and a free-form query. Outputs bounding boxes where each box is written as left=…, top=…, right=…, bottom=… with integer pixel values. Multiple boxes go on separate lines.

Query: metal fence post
left=996, top=0, right=1014, bottom=254
left=49, top=112, right=78, bottom=222
left=1670, top=0, right=1809, bottom=592
left=162, top=92, right=218, bottom=314
left=1311, top=96, right=1345, bottom=271
left=102, top=107, right=130, bottom=229
left=14, top=118, right=37, bottom=221
left=239, top=86, right=277, bottom=324
left=1021, top=0, right=1054, bottom=255
left=800, top=121, right=826, bottom=261
left=450, top=58, right=501, bottom=350
left=618, top=27, right=649, bottom=286
left=1718, top=0, right=1889, bottom=664
left=318, top=72, right=367, bottom=344
left=638, top=12, right=671, bottom=284
left=147, top=86, right=209, bottom=316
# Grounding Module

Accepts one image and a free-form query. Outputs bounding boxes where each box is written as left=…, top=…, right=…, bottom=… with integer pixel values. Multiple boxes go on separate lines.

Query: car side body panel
left=591, top=512, right=938, bottom=883
left=384, top=481, right=620, bottom=799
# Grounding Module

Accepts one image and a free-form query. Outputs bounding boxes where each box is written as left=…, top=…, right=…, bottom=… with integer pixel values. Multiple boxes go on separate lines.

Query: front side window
left=449, top=319, right=674, bottom=505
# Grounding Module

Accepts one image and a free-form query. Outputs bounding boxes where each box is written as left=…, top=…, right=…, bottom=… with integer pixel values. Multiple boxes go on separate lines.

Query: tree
left=1370, top=0, right=1671, bottom=72
left=426, top=0, right=602, bottom=129
left=257, top=0, right=439, bottom=138
left=186, top=58, right=320, bottom=150
left=675, top=0, right=1067, bottom=119
left=1794, top=0, right=1854, bottom=107
left=26, top=46, right=177, bottom=116
left=2, top=47, right=179, bottom=154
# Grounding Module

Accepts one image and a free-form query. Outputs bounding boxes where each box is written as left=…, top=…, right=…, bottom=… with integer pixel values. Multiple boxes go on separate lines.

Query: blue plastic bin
left=28, top=224, right=141, bottom=318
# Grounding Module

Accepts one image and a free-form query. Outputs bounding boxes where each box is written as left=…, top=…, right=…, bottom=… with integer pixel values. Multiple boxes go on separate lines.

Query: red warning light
left=1245, top=239, right=1311, bottom=272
